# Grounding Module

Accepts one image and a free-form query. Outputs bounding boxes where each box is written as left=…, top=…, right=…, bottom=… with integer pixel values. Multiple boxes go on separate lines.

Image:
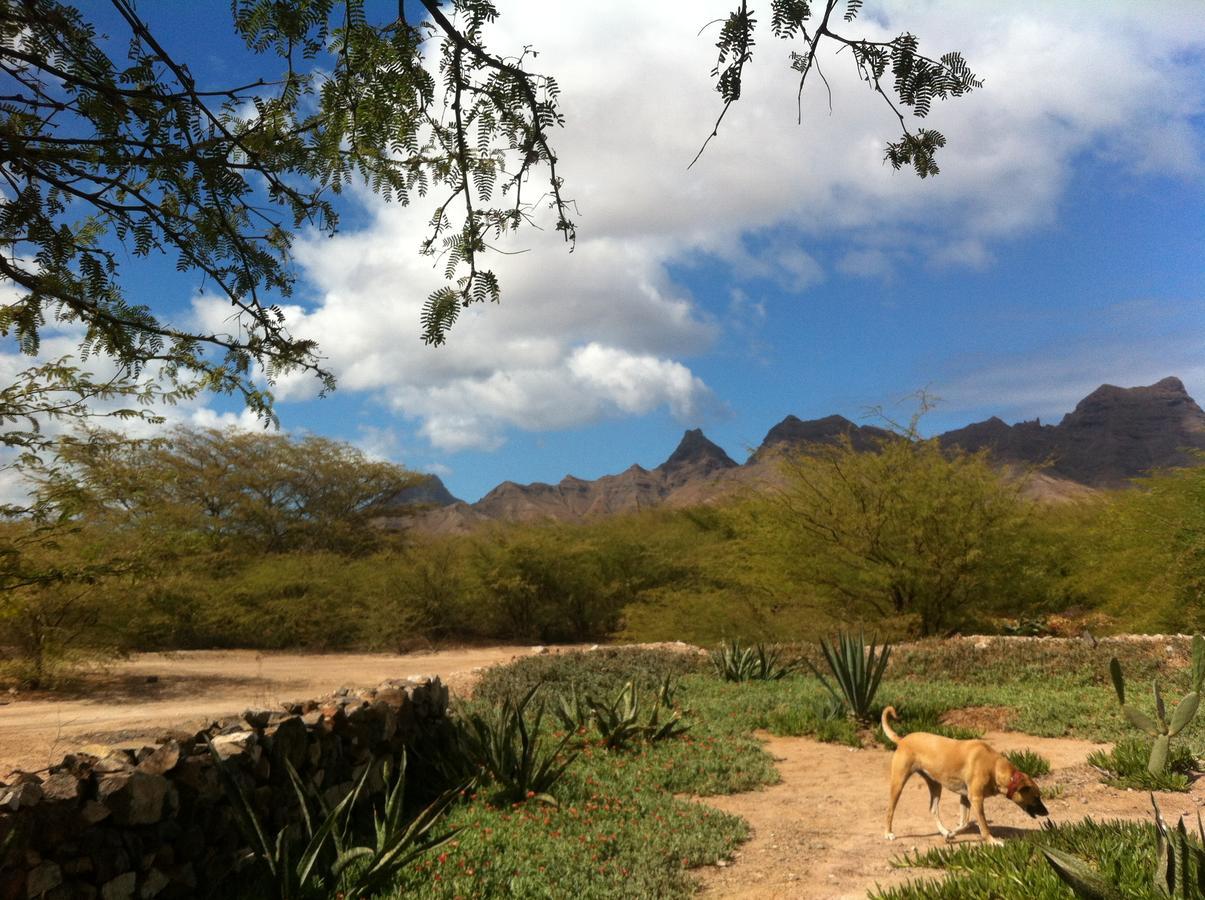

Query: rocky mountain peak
left=658, top=429, right=737, bottom=473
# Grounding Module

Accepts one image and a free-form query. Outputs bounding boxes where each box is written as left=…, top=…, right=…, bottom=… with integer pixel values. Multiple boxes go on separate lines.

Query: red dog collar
left=1005, top=770, right=1025, bottom=799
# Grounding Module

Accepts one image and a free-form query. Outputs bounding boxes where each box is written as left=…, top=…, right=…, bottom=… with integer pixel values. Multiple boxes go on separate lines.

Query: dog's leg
left=971, top=793, right=1001, bottom=845
left=956, top=794, right=971, bottom=833
left=918, top=774, right=953, bottom=841
left=885, top=755, right=913, bottom=841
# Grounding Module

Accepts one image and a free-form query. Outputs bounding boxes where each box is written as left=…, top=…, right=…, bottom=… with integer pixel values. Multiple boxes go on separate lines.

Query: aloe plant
left=461, top=682, right=578, bottom=805
left=807, top=631, right=892, bottom=724
left=1110, top=633, right=1205, bottom=774
left=555, top=677, right=690, bottom=750
left=710, top=639, right=797, bottom=682
left=1044, top=795, right=1205, bottom=899
left=208, top=740, right=459, bottom=900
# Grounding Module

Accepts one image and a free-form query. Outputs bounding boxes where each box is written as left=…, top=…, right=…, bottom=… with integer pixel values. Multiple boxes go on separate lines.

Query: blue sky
left=5, top=1, right=1204, bottom=503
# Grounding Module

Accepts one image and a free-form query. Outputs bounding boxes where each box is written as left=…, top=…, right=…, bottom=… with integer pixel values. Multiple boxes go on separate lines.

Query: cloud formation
left=205, top=0, right=1202, bottom=453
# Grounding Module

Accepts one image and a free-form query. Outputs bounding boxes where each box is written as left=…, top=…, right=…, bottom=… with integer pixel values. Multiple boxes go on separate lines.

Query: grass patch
left=382, top=648, right=775, bottom=898
left=1086, top=736, right=1197, bottom=792
left=1004, top=748, right=1051, bottom=779
left=874, top=817, right=1185, bottom=899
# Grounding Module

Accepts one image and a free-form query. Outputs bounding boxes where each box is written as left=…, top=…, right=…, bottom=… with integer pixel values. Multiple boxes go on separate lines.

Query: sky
left=3, top=0, right=1205, bottom=503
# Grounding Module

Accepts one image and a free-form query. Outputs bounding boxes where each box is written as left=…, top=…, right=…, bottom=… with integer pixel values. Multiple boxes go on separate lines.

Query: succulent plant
left=807, top=631, right=892, bottom=724
left=1110, top=634, right=1205, bottom=775
left=557, top=678, right=690, bottom=750
left=710, top=639, right=798, bottom=682
left=1044, top=795, right=1205, bottom=899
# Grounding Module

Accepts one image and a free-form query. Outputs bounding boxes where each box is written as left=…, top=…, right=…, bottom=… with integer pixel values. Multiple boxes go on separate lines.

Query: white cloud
left=230, top=0, right=1203, bottom=452
left=6, top=1, right=1204, bottom=460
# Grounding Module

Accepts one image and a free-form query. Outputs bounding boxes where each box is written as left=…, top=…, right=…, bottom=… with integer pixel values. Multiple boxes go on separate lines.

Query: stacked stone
left=0, top=677, right=449, bottom=899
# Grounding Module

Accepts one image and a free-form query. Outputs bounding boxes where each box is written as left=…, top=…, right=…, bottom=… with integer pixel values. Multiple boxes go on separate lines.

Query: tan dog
left=881, top=706, right=1048, bottom=844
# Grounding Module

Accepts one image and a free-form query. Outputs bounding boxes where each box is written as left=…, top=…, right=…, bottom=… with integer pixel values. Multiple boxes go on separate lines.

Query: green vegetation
left=877, top=819, right=1171, bottom=900
left=456, top=684, right=578, bottom=806
left=808, top=631, right=892, bottom=723
left=1087, top=738, right=1197, bottom=792
left=1004, top=748, right=1052, bottom=779
left=1044, top=798, right=1205, bottom=900
left=216, top=747, right=460, bottom=900
left=1109, top=634, right=1205, bottom=774
left=710, top=639, right=798, bottom=682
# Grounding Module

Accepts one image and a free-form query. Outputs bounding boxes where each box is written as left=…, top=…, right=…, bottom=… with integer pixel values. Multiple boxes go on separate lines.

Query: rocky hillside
left=394, top=377, right=1205, bottom=531
left=940, top=377, right=1205, bottom=486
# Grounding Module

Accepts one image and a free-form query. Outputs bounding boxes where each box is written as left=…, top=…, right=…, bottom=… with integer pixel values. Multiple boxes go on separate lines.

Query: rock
left=98, top=771, right=168, bottom=826
left=209, top=732, right=258, bottom=763
left=0, top=782, right=41, bottom=811
left=974, top=639, right=990, bottom=650
left=242, top=710, right=271, bottom=730
left=26, top=861, right=62, bottom=896
left=139, top=869, right=168, bottom=899
left=264, top=717, right=307, bottom=772
left=100, top=872, right=136, bottom=900
left=80, top=801, right=110, bottom=825
left=137, top=742, right=180, bottom=778
left=531, top=646, right=548, bottom=655
left=41, top=773, right=82, bottom=804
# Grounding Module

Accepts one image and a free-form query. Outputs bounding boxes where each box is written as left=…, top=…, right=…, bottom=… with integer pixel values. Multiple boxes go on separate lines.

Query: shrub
left=1004, top=748, right=1051, bottom=779
left=710, top=639, right=797, bottom=682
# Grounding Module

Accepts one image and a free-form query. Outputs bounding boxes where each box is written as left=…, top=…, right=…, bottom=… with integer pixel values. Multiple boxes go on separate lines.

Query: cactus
left=1110, top=634, right=1205, bottom=775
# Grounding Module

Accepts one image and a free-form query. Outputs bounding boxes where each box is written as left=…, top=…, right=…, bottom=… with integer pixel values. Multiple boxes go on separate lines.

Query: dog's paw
left=885, top=832, right=896, bottom=841
left=986, top=838, right=1004, bottom=847
left=942, top=832, right=956, bottom=843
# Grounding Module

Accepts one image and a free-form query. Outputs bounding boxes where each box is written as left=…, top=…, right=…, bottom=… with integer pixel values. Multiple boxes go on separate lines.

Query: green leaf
left=1149, top=734, right=1170, bottom=775
left=1110, top=658, right=1126, bottom=706
left=1169, top=693, right=1200, bottom=737
left=1122, top=705, right=1161, bottom=735
left=1041, top=848, right=1123, bottom=899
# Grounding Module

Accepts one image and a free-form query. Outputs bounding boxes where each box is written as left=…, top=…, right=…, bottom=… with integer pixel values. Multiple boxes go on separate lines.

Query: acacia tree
left=765, top=417, right=1035, bottom=636
left=0, top=0, right=978, bottom=423
left=35, top=426, right=422, bottom=553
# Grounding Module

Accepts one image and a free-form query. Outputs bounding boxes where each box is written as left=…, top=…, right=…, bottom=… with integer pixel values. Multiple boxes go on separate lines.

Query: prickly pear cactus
left=1110, top=634, right=1204, bottom=775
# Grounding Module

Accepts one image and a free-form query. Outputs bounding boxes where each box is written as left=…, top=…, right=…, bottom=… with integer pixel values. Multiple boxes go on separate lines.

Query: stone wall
left=0, top=676, right=449, bottom=899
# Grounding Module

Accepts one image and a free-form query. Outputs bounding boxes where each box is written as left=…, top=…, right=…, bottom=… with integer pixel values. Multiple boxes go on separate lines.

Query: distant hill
left=388, top=377, right=1205, bottom=532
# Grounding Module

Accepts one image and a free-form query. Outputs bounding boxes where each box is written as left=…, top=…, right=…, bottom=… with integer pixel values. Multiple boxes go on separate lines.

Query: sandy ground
left=694, top=730, right=1205, bottom=899
left=0, top=645, right=546, bottom=775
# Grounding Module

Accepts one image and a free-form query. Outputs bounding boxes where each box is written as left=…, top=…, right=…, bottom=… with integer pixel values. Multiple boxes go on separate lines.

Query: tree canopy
left=33, top=426, right=421, bottom=553
left=0, top=0, right=978, bottom=424
left=762, top=416, right=1038, bottom=636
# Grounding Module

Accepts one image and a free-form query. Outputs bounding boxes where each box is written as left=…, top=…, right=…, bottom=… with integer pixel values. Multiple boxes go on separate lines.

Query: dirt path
left=0, top=645, right=549, bottom=775
left=695, top=731, right=1205, bottom=899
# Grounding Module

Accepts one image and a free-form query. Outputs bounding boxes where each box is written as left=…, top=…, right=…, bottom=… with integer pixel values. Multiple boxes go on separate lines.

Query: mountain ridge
left=394, top=377, right=1205, bottom=532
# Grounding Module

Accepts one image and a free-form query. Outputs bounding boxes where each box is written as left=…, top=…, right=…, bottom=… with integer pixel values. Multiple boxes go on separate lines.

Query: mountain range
left=387, top=377, right=1205, bottom=533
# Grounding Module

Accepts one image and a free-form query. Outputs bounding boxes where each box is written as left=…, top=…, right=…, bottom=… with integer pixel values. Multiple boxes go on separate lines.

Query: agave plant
left=1044, top=795, right=1205, bottom=899
left=461, top=682, right=578, bottom=805
left=555, top=677, right=690, bottom=750
left=208, top=740, right=459, bottom=900
left=807, top=631, right=892, bottom=724
left=1110, top=633, right=1205, bottom=775
left=710, top=639, right=797, bottom=682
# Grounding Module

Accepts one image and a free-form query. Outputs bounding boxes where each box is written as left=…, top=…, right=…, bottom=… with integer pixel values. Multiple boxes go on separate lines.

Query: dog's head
left=1005, top=770, right=1048, bottom=818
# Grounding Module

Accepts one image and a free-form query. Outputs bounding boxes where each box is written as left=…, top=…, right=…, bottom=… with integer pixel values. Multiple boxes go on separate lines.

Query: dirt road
left=0, top=646, right=543, bottom=775
left=694, top=731, right=1205, bottom=899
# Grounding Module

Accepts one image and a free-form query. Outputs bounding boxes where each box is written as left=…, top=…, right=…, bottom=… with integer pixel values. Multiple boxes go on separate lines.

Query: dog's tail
left=881, top=706, right=902, bottom=745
